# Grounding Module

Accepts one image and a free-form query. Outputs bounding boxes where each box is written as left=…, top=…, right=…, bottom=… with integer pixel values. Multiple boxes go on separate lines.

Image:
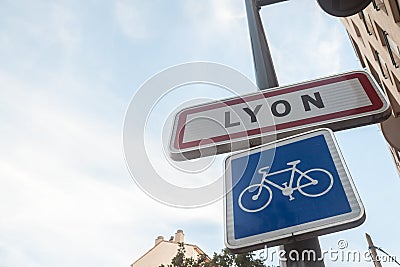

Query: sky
left=0, top=0, right=399, bottom=266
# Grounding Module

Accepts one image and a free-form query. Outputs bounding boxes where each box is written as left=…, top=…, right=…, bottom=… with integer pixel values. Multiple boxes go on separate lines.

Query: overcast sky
left=0, top=0, right=399, bottom=266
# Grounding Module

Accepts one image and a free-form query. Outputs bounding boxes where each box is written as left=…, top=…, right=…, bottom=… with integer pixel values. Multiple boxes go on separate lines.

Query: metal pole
left=244, top=1, right=325, bottom=266
left=280, top=238, right=325, bottom=267
left=244, top=0, right=278, bottom=90
left=366, top=233, right=383, bottom=267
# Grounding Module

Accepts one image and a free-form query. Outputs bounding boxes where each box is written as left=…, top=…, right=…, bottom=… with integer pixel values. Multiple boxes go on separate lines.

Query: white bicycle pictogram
left=238, top=160, right=334, bottom=213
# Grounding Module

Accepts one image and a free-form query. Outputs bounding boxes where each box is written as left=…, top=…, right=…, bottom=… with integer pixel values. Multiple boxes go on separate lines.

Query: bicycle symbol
left=238, top=160, right=334, bottom=213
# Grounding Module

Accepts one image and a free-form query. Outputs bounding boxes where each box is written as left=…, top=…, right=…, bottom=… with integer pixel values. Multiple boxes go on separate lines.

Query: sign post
left=243, top=1, right=326, bottom=264
left=231, top=0, right=368, bottom=266
left=244, top=0, right=279, bottom=89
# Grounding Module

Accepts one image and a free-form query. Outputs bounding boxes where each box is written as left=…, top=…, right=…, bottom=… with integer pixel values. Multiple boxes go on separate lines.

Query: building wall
left=132, top=231, right=206, bottom=267
left=342, top=0, right=400, bottom=175
left=132, top=242, right=202, bottom=267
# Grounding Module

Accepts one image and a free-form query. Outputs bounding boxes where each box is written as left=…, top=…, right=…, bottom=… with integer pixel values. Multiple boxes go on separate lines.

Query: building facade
left=131, top=230, right=209, bottom=267
left=342, top=0, right=400, bottom=175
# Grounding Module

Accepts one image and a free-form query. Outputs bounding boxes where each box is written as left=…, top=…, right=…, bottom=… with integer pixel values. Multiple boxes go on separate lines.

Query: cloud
left=114, top=0, right=163, bottom=40
left=0, top=65, right=223, bottom=266
left=48, top=3, right=81, bottom=51
left=184, top=0, right=246, bottom=30
left=181, top=0, right=248, bottom=53
left=0, top=2, right=80, bottom=53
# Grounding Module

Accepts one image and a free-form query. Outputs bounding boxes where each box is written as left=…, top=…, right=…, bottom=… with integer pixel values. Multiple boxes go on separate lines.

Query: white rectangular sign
left=170, top=71, right=390, bottom=160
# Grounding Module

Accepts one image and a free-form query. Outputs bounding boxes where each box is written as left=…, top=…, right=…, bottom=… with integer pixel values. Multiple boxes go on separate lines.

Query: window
left=370, top=44, right=390, bottom=79
left=376, top=23, right=400, bottom=67
left=389, top=147, right=400, bottom=165
left=353, top=21, right=362, bottom=37
left=396, top=152, right=400, bottom=167
left=382, top=31, right=400, bottom=67
left=386, top=86, right=400, bottom=117
left=374, top=50, right=389, bottom=78
left=386, top=63, right=393, bottom=84
left=372, top=0, right=388, bottom=13
left=352, top=21, right=365, bottom=46
left=375, top=22, right=386, bottom=46
left=393, top=72, right=400, bottom=92
left=372, top=0, right=379, bottom=9
left=349, top=34, right=366, bottom=68
left=388, top=0, right=400, bottom=22
left=396, top=149, right=400, bottom=164
left=359, top=11, right=373, bottom=35
left=368, top=14, right=376, bottom=36
left=366, top=59, right=383, bottom=89
left=386, top=34, right=400, bottom=58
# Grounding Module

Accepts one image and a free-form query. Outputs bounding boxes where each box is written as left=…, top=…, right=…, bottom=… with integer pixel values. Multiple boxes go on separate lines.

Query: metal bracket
left=256, top=0, right=289, bottom=7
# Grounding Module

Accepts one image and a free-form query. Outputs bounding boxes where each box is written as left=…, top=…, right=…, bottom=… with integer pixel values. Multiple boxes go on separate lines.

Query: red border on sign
left=173, top=72, right=383, bottom=150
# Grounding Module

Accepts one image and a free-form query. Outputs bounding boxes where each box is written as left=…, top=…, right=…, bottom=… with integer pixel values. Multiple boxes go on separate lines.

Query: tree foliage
left=205, top=248, right=265, bottom=267
left=160, top=242, right=208, bottom=267
left=160, top=243, right=265, bottom=267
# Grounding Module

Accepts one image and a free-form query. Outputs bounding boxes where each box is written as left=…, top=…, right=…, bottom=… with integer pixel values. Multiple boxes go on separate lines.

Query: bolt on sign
left=169, top=71, right=390, bottom=161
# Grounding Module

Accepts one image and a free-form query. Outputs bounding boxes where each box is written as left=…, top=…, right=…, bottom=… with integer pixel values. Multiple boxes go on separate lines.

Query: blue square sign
left=224, top=129, right=365, bottom=252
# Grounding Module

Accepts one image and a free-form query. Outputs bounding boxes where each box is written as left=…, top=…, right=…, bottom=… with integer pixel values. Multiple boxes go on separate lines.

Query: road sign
left=169, top=71, right=390, bottom=161
left=224, top=129, right=365, bottom=253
